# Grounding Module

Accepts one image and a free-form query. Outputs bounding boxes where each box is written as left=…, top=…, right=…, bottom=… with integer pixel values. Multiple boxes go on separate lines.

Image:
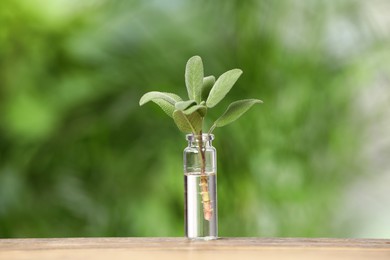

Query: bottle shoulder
left=184, top=146, right=216, bottom=153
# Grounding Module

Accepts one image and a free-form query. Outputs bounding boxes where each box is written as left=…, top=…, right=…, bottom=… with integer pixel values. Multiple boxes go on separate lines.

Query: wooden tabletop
left=0, top=237, right=390, bottom=260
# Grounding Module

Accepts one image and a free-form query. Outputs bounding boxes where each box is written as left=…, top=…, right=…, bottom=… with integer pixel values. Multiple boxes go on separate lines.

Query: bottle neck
left=186, top=134, right=214, bottom=147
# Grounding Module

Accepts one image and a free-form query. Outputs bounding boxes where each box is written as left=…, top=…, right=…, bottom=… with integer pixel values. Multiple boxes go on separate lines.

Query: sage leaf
left=173, top=110, right=202, bottom=133
left=206, top=69, right=243, bottom=108
left=213, top=99, right=263, bottom=128
left=183, top=104, right=207, bottom=117
left=152, top=99, right=176, bottom=118
left=175, top=100, right=197, bottom=111
left=201, top=75, right=215, bottom=101
left=139, top=91, right=182, bottom=106
left=185, top=56, right=204, bottom=104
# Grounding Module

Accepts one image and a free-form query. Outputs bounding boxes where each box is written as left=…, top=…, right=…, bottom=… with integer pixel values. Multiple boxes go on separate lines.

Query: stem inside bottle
left=197, top=133, right=213, bottom=221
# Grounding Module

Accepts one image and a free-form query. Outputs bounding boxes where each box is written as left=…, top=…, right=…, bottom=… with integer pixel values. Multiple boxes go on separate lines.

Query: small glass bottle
left=184, top=134, right=218, bottom=240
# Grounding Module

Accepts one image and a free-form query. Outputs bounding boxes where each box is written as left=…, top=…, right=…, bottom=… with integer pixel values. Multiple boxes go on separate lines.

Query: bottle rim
left=186, top=134, right=214, bottom=142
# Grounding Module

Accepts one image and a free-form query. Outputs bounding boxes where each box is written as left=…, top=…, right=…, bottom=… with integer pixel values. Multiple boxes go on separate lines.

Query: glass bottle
left=184, top=134, right=218, bottom=240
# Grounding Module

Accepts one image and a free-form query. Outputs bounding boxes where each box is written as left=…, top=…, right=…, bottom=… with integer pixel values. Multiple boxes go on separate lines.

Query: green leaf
left=139, top=91, right=182, bottom=106
left=151, top=99, right=176, bottom=118
left=201, top=76, right=215, bottom=101
left=185, top=56, right=204, bottom=104
left=183, top=104, right=207, bottom=117
left=212, top=99, right=263, bottom=129
left=173, top=110, right=202, bottom=133
left=175, top=100, right=196, bottom=111
left=206, top=69, right=243, bottom=108
left=139, top=91, right=182, bottom=118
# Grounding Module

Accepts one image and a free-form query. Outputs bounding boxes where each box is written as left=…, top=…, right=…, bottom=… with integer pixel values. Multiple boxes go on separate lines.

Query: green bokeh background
left=0, top=0, right=389, bottom=238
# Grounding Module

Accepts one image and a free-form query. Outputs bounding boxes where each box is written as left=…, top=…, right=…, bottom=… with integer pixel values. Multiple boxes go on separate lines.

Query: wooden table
left=1, top=237, right=390, bottom=260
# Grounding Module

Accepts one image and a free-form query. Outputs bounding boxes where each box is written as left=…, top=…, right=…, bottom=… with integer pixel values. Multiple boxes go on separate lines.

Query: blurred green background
left=1, top=0, right=390, bottom=238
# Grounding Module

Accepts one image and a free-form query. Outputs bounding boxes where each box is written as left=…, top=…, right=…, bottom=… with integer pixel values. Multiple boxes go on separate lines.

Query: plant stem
left=197, top=132, right=212, bottom=221
left=208, top=124, right=216, bottom=135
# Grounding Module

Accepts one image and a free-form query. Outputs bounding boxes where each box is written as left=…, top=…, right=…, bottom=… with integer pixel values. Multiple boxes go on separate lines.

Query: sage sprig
left=139, top=56, right=262, bottom=222
left=139, top=55, right=262, bottom=135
